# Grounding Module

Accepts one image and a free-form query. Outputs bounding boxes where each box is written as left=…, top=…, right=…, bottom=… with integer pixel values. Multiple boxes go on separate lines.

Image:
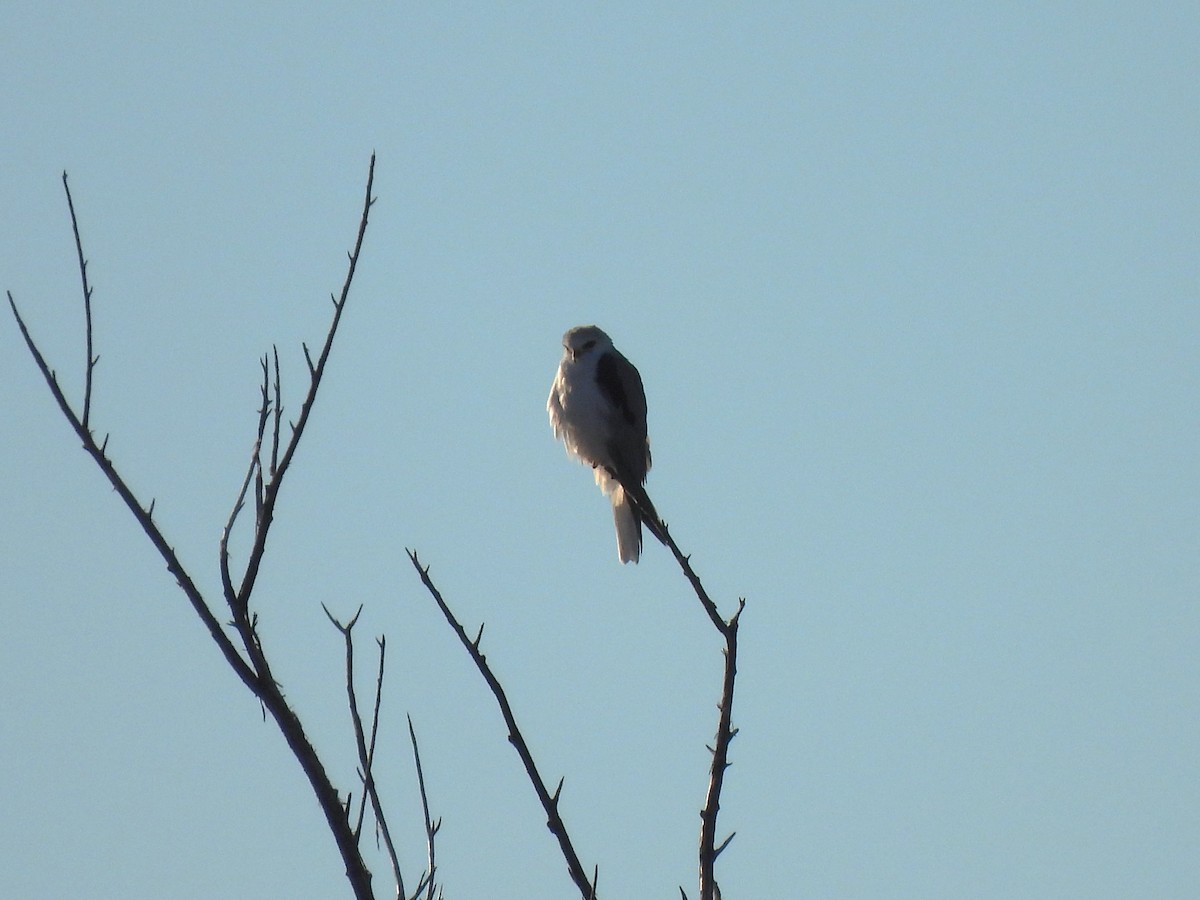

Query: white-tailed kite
left=548, top=325, right=667, bottom=563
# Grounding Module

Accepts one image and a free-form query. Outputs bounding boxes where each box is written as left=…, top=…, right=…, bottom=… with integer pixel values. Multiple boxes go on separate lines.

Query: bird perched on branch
left=548, top=325, right=667, bottom=563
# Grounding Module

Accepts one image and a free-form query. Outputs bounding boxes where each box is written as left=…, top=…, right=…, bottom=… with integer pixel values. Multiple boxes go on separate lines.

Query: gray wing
left=595, top=349, right=650, bottom=481
left=595, top=349, right=667, bottom=545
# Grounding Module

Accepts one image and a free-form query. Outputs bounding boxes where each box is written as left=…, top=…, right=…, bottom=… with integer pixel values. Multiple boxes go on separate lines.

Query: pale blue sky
left=2, top=4, right=1197, bottom=898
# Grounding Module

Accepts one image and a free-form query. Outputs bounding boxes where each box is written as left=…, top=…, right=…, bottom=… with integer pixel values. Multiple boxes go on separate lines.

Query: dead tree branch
left=647, top=509, right=745, bottom=900
left=62, top=172, right=97, bottom=430
left=324, top=605, right=405, bottom=899
left=408, top=715, right=441, bottom=900
left=406, top=550, right=597, bottom=900
left=8, top=155, right=381, bottom=900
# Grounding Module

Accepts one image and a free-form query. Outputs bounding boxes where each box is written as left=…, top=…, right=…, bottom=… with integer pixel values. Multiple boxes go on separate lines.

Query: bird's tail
left=611, top=487, right=643, bottom=564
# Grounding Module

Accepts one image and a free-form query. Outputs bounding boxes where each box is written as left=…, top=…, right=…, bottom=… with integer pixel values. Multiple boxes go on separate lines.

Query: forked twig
left=406, top=550, right=598, bottom=899
left=324, top=605, right=404, bottom=899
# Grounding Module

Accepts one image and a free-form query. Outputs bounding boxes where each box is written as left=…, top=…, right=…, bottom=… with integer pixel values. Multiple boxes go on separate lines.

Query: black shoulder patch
left=595, top=352, right=635, bottom=424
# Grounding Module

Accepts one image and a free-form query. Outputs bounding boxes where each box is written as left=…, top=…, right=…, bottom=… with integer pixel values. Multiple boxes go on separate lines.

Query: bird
left=548, top=325, right=667, bottom=563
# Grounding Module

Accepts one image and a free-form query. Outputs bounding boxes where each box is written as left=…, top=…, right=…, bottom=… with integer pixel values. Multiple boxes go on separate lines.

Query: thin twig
left=364, top=637, right=388, bottom=838
left=219, top=437, right=257, bottom=613
left=62, top=172, right=97, bottom=431
left=658, top=522, right=729, bottom=636
left=220, top=359, right=271, bottom=619
left=270, top=344, right=282, bottom=476
left=254, top=355, right=270, bottom=519
left=324, top=605, right=405, bottom=899
left=218, top=359, right=277, bottom=684
left=406, top=550, right=597, bottom=899
left=236, top=153, right=376, bottom=606
left=407, top=714, right=440, bottom=900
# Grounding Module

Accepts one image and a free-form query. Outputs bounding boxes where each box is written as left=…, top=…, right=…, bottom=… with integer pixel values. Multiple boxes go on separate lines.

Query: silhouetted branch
left=407, top=715, right=440, bottom=900
left=699, top=600, right=742, bottom=900
left=643, top=497, right=745, bottom=900
left=8, top=155, right=382, bottom=900
left=220, top=358, right=271, bottom=621
left=5, top=293, right=257, bottom=696
left=406, top=550, right=598, bottom=899
left=364, top=637, right=389, bottom=840
left=61, top=172, right=97, bottom=431
left=234, top=155, right=376, bottom=608
left=324, top=605, right=404, bottom=899
left=270, top=344, right=282, bottom=476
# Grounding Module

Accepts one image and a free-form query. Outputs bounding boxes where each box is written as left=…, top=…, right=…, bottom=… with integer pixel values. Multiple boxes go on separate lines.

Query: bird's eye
left=583, top=340, right=595, bottom=350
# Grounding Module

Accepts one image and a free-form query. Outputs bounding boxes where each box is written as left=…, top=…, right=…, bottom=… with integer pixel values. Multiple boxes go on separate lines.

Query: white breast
left=548, top=354, right=616, bottom=472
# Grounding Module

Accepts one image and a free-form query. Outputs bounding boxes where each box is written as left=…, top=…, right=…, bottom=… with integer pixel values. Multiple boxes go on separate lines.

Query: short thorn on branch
left=713, top=832, right=736, bottom=857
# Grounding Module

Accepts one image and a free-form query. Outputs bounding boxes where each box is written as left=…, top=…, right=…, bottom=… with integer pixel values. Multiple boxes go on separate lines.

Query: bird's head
left=562, top=324, right=613, bottom=362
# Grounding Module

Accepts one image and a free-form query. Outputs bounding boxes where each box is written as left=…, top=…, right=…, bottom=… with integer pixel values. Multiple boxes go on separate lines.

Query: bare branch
left=6, top=290, right=257, bottom=692
left=235, top=153, right=376, bottom=608
left=220, top=359, right=271, bottom=619
left=654, top=521, right=727, bottom=636
left=636, top=489, right=744, bottom=900
left=407, top=715, right=439, bottom=900
left=325, top=604, right=404, bottom=898
left=697, top=599, right=745, bottom=900
left=407, top=550, right=597, bottom=899
left=8, top=154, right=383, bottom=900
left=61, top=172, right=97, bottom=431
left=270, top=345, right=282, bottom=476
left=364, top=636, right=388, bottom=838
left=255, top=355, right=270, bottom=517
